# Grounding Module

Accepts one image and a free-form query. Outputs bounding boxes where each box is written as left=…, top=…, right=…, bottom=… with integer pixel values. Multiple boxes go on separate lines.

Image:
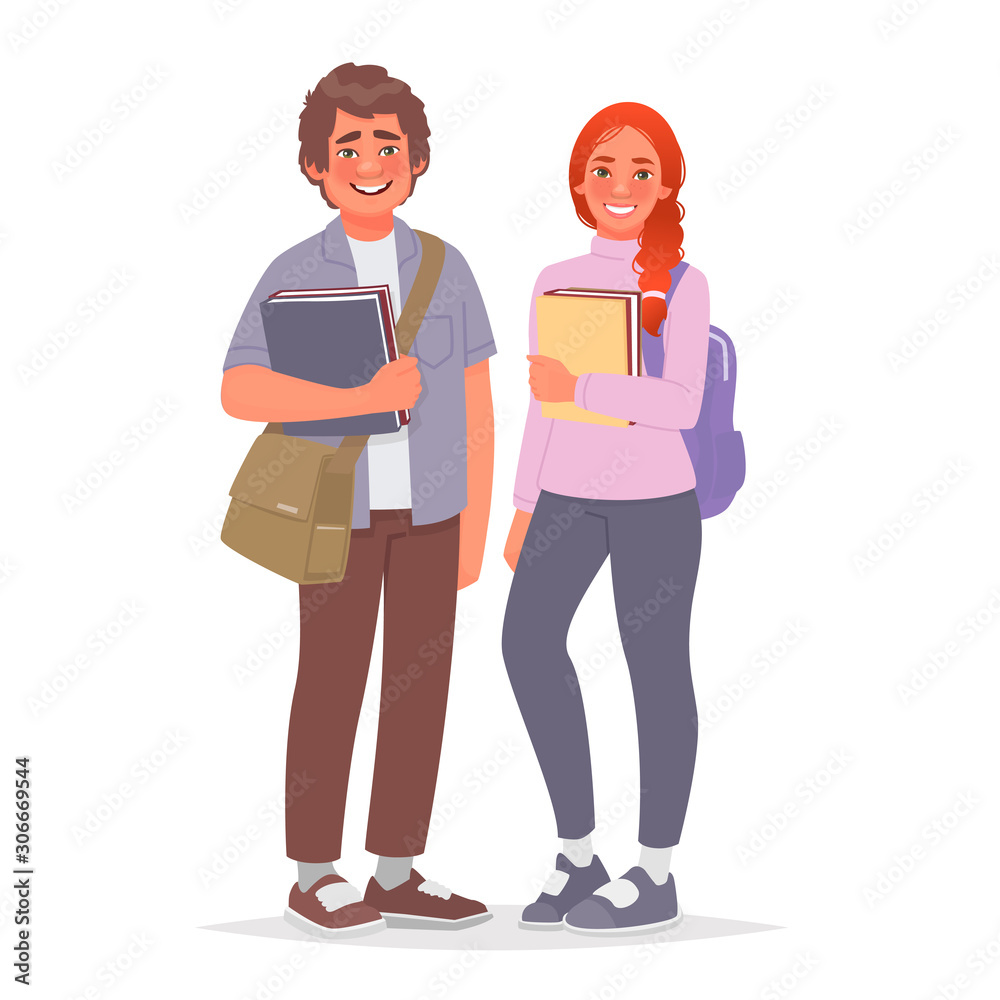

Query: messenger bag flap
left=227, top=432, right=334, bottom=522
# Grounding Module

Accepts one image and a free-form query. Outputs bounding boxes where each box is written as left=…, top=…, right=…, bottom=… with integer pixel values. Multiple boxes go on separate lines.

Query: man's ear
left=411, top=155, right=428, bottom=178
left=304, top=160, right=326, bottom=182
left=573, top=181, right=586, bottom=195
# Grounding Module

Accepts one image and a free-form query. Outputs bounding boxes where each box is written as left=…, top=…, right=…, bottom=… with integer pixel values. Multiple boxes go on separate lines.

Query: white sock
left=639, top=845, right=674, bottom=885
left=562, top=834, right=594, bottom=867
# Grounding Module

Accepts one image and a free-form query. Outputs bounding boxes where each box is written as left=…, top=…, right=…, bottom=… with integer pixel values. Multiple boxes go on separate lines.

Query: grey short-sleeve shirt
left=223, top=214, right=497, bottom=528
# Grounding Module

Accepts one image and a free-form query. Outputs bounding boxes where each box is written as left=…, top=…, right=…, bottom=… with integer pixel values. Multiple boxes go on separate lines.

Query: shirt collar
left=591, top=234, right=641, bottom=261
left=322, top=213, right=420, bottom=270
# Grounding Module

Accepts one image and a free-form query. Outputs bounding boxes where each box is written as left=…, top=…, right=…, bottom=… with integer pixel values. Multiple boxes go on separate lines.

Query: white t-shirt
left=346, top=232, right=412, bottom=511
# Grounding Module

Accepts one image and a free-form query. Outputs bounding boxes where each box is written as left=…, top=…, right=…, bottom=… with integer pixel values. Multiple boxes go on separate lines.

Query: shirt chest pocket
left=413, top=316, right=455, bottom=369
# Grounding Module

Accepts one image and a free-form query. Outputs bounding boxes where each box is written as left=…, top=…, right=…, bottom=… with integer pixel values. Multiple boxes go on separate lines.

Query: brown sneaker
left=285, top=874, right=386, bottom=938
left=364, top=870, right=492, bottom=929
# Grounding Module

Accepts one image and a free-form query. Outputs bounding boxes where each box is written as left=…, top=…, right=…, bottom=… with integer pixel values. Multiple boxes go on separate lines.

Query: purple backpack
left=641, top=261, right=746, bottom=519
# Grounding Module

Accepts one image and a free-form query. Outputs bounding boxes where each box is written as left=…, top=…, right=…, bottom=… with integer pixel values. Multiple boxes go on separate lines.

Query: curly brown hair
left=298, top=63, right=431, bottom=209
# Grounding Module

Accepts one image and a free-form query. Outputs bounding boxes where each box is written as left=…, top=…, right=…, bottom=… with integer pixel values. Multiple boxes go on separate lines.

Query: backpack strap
left=265, top=229, right=447, bottom=469
left=662, top=260, right=690, bottom=312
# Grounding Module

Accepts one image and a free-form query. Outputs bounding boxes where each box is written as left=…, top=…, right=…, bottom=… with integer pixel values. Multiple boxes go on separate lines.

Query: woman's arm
left=573, top=267, right=711, bottom=429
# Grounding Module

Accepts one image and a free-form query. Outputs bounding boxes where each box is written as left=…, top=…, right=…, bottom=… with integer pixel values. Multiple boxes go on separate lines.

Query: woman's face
left=573, top=125, right=673, bottom=239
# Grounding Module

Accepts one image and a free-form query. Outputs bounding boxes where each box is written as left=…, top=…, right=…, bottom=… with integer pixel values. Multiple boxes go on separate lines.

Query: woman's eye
left=634, top=170, right=651, bottom=181
left=379, top=145, right=399, bottom=157
left=592, top=167, right=610, bottom=179
left=336, top=149, right=358, bottom=158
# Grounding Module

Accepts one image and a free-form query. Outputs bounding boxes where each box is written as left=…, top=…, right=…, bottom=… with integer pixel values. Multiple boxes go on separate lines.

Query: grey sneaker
left=519, top=853, right=610, bottom=930
left=564, top=868, right=682, bottom=935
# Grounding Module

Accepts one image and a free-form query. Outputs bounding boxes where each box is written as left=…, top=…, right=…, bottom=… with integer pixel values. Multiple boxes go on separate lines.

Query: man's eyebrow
left=335, top=131, right=362, bottom=143
left=591, top=155, right=614, bottom=163
left=632, top=157, right=654, bottom=165
left=374, top=130, right=401, bottom=140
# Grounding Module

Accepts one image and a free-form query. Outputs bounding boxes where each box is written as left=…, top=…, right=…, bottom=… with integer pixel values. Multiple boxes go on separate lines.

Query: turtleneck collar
left=590, top=233, right=641, bottom=261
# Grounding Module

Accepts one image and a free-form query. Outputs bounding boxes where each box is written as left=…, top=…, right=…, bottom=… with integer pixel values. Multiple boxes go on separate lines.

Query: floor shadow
left=201, top=905, right=782, bottom=951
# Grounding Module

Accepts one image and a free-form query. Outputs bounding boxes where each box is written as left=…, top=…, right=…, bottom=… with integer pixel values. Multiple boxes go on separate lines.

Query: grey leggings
left=502, top=488, right=701, bottom=849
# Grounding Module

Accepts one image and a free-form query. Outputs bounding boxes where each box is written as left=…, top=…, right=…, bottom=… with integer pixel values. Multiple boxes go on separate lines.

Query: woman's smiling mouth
left=351, top=181, right=393, bottom=196
left=603, top=203, right=636, bottom=217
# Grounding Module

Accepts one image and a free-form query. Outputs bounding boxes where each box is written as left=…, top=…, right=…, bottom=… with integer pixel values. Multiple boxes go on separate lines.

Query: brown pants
left=285, top=509, right=461, bottom=862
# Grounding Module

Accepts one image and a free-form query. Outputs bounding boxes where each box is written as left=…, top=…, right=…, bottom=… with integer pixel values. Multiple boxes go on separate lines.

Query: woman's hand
left=503, top=509, right=532, bottom=572
left=527, top=355, right=578, bottom=403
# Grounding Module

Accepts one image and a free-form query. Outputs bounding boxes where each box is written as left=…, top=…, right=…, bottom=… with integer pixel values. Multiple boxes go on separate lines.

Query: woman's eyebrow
left=632, top=157, right=654, bottom=164
left=591, top=155, right=615, bottom=163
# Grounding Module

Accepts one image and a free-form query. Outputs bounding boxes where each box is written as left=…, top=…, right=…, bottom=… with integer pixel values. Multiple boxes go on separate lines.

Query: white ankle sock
left=562, top=835, right=594, bottom=867
left=639, top=845, right=674, bottom=885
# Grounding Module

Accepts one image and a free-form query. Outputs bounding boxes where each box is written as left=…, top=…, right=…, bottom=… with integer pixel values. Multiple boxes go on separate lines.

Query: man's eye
left=592, top=167, right=610, bottom=179
left=379, top=145, right=399, bottom=156
left=634, top=170, right=651, bottom=181
left=336, top=149, right=358, bottom=158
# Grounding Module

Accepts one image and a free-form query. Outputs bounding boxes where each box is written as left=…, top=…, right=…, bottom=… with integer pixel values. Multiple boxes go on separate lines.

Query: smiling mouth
left=351, top=181, right=393, bottom=196
left=604, top=203, right=636, bottom=217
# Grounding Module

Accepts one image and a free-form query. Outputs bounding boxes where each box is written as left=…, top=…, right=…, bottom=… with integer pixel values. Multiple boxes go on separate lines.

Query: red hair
left=569, top=103, right=686, bottom=335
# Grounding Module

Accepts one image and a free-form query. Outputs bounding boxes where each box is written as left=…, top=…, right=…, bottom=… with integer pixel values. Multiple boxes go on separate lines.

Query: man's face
left=306, top=109, right=425, bottom=215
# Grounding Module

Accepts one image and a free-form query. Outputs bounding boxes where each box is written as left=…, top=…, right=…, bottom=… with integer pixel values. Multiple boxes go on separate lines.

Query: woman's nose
left=611, top=180, right=631, bottom=198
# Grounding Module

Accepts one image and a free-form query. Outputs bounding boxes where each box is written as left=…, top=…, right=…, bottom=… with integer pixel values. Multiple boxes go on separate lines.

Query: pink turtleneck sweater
left=513, top=235, right=710, bottom=512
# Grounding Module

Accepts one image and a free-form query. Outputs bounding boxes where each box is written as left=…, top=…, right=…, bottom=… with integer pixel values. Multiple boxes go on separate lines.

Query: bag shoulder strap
left=266, top=229, right=448, bottom=471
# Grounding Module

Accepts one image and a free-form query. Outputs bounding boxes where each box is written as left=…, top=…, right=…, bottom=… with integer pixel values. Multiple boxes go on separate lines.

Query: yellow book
left=535, top=288, right=641, bottom=426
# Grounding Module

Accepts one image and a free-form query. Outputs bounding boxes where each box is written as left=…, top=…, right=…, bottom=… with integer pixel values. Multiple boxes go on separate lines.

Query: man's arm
left=221, top=359, right=421, bottom=422
left=458, top=358, right=494, bottom=590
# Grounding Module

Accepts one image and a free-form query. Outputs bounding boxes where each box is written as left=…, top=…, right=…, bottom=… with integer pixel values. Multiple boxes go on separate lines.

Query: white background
left=5, top=0, right=1000, bottom=996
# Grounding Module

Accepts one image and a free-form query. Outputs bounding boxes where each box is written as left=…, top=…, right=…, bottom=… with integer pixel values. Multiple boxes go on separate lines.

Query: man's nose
left=357, top=158, right=384, bottom=178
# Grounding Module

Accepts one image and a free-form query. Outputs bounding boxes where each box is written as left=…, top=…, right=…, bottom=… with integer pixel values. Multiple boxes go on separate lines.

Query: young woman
left=502, top=103, right=709, bottom=935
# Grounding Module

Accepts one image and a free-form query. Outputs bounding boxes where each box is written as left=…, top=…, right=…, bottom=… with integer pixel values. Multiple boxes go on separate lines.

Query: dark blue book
left=260, top=284, right=407, bottom=437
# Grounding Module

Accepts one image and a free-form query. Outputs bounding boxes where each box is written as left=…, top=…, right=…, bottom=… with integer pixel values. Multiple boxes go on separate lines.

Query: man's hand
left=365, top=355, right=422, bottom=412
left=527, top=354, right=577, bottom=403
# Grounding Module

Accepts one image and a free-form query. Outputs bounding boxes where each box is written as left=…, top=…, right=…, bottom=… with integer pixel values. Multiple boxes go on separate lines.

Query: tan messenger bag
left=221, top=231, right=446, bottom=585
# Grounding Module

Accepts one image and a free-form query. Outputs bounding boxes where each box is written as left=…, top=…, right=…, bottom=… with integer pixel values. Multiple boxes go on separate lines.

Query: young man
left=221, top=63, right=496, bottom=937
